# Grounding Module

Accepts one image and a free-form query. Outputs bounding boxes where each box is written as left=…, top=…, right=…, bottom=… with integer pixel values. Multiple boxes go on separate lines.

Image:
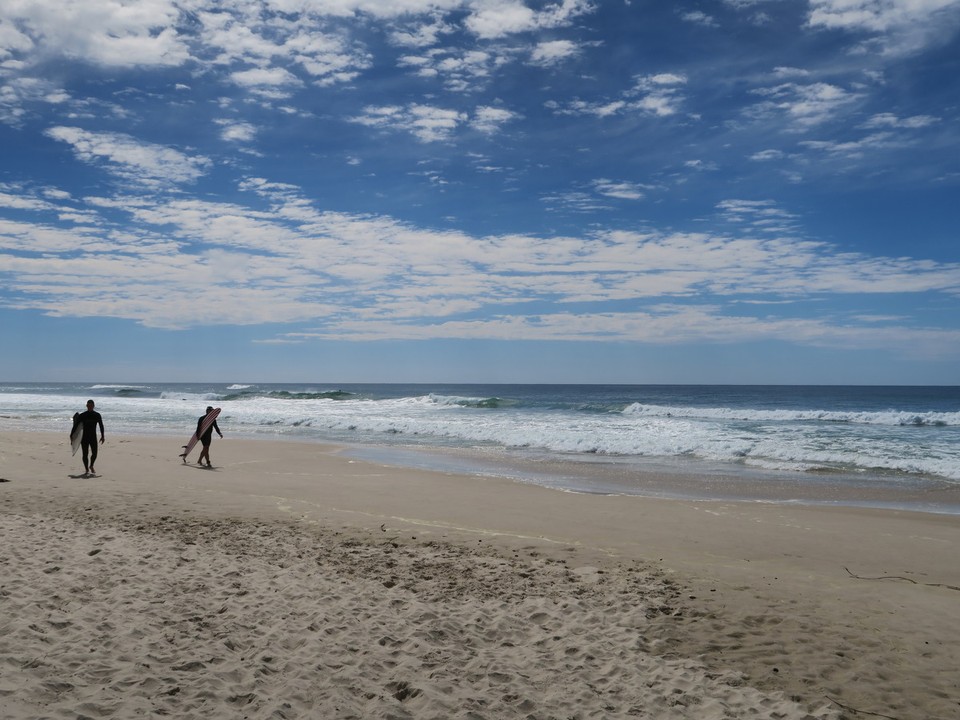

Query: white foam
left=4, top=388, right=959, bottom=483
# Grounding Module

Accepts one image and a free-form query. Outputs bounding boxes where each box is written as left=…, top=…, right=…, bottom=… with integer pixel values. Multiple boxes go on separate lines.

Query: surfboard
left=179, top=407, right=221, bottom=463
left=70, top=413, right=82, bottom=456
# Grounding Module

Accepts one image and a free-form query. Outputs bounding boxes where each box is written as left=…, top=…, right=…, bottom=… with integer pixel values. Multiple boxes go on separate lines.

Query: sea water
left=2, top=382, right=959, bottom=513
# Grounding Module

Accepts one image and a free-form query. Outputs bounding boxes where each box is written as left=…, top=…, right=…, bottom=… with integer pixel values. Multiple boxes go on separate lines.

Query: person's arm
left=98, top=415, right=105, bottom=443
left=213, top=420, right=223, bottom=437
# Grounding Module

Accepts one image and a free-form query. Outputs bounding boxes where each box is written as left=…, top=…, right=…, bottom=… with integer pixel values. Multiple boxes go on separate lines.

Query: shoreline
left=343, top=441, right=960, bottom=516
left=7, top=420, right=960, bottom=514
left=2, top=432, right=959, bottom=719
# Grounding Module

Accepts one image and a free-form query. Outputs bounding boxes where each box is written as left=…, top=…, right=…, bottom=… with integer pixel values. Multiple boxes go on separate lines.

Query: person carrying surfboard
left=71, top=399, right=105, bottom=476
left=196, top=406, right=223, bottom=467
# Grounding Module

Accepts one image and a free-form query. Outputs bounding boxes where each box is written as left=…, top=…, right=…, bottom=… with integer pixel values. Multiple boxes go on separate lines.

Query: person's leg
left=81, top=441, right=90, bottom=473
left=89, top=441, right=98, bottom=473
left=198, top=443, right=209, bottom=465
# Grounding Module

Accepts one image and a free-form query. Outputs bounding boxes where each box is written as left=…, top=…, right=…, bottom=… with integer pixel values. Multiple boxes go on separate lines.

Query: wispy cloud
left=349, top=104, right=466, bottom=142
left=347, top=103, right=518, bottom=142
left=806, top=0, right=960, bottom=55
left=229, top=67, right=303, bottom=98
left=748, top=81, right=862, bottom=130
left=530, top=39, right=580, bottom=66
left=861, top=112, right=939, bottom=129
left=592, top=179, right=648, bottom=201
left=0, top=77, right=70, bottom=126
left=464, top=0, right=595, bottom=39
left=715, top=199, right=800, bottom=234
left=547, top=72, right=687, bottom=118
left=44, top=127, right=212, bottom=187
left=3, top=181, right=959, bottom=357
left=217, top=120, right=257, bottom=143
left=749, top=149, right=786, bottom=161
left=281, top=309, right=960, bottom=359
left=471, top=105, right=519, bottom=134
left=397, top=47, right=500, bottom=92
left=680, top=11, right=718, bottom=27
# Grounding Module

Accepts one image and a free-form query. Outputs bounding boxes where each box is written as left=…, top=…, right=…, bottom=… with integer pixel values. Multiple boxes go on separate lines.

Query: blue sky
left=1, top=0, right=959, bottom=384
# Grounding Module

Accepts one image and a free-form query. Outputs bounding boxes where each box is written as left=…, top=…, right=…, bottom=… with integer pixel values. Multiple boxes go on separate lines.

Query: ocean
left=3, top=382, right=959, bottom=514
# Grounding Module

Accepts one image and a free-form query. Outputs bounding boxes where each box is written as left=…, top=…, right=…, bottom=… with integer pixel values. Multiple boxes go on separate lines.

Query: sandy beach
left=1, top=432, right=958, bottom=719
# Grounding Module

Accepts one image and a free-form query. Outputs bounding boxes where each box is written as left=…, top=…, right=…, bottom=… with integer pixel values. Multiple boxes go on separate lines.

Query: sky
left=1, top=0, right=959, bottom=385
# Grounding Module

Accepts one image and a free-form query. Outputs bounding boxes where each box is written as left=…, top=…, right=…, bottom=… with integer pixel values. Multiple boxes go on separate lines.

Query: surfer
left=196, top=406, right=223, bottom=467
left=72, top=399, right=105, bottom=476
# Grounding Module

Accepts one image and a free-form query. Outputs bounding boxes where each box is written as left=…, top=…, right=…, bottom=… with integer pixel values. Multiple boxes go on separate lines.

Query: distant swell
left=622, top=403, right=958, bottom=427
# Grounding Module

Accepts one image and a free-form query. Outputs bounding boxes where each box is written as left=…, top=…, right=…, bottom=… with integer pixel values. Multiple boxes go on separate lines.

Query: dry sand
left=1, top=432, right=958, bottom=719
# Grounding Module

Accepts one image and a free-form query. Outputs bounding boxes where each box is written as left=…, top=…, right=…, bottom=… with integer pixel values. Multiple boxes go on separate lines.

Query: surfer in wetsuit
left=196, top=406, right=223, bottom=468
left=72, top=399, right=105, bottom=476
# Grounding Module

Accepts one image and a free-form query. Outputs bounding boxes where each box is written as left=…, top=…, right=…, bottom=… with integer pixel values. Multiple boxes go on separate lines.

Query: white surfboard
left=70, top=413, right=82, bottom=456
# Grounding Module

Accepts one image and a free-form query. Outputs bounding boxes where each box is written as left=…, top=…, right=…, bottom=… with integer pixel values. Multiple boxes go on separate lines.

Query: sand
left=1, top=432, right=958, bottom=719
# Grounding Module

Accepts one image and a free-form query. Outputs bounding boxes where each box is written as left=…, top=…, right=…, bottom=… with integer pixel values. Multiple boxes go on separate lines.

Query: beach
left=1, top=432, right=958, bottom=719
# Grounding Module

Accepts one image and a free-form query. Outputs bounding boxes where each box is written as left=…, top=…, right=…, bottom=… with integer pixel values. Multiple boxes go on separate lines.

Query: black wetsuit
left=73, top=409, right=104, bottom=471
left=198, top=415, right=221, bottom=447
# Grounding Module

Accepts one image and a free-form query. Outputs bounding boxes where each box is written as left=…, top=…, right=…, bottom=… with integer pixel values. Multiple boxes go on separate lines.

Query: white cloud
left=2, top=1, right=373, bottom=101
left=0, top=16, right=34, bottom=60
left=715, top=199, right=800, bottom=233
left=807, top=0, right=958, bottom=33
left=749, top=82, right=861, bottom=130
left=282, top=29, right=372, bottom=85
left=592, top=179, right=647, bottom=201
left=471, top=105, right=518, bottom=134
left=749, top=149, right=786, bottom=161
left=0, top=0, right=189, bottom=68
left=2, top=1, right=958, bottom=360
left=799, top=131, right=897, bottom=157
left=278, top=309, right=960, bottom=358
left=548, top=72, right=687, bottom=119
left=0, top=190, right=58, bottom=212
left=349, top=103, right=469, bottom=141
left=681, top=11, right=718, bottom=27
left=530, top=39, right=579, bottom=66
left=217, top=120, right=258, bottom=143
left=806, top=0, right=960, bottom=55
left=464, top=0, right=594, bottom=39
left=3, top=180, right=960, bottom=357
left=772, top=66, right=811, bottom=79
left=0, top=76, right=70, bottom=126
left=399, top=47, right=500, bottom=91
left=44, top=127, right=212, bottom=187
left=627, top=73, right=687, bottom=117
left=684, top=159, right=716, bottom=171
left=541, top=190, right=611, bottom=213
left=721, top=0, right=776, bottom=7
left=389, top=17, right=454, bottom=48
left=229, top=66, right=304, bottom=97
left=861, top=112, right=939, bottom=129
left=722, top=0, right=779, bottom=25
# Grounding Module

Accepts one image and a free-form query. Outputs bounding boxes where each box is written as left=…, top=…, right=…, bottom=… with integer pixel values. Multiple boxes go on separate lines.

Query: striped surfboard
left=179, top=407, right=221, bottom=463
